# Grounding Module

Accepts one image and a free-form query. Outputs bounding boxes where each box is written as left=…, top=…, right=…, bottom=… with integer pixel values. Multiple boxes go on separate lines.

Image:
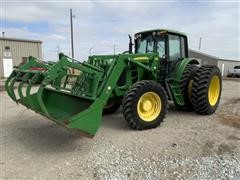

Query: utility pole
left=70, top=9, right=75, bottom=58
left=113, top=44, right=116, bottom=55
left=198, top=37, right=202, bottom=50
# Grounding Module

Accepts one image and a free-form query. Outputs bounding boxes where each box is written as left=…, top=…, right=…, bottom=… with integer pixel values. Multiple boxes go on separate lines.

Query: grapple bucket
left=5, top=53, right=111, bottom=137
left=19, top=86, right=104, bottom=137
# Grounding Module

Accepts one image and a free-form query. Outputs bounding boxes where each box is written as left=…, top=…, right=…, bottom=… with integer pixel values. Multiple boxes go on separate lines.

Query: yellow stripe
left=134, top=57, right=149, bottom=61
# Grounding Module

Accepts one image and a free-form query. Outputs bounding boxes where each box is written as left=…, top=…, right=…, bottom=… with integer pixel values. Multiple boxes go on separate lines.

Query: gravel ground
left=1, top=79, right=240, bottom=180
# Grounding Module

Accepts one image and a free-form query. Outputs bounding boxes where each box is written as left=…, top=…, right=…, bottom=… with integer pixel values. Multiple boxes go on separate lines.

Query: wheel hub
left=137, top=92, right=162, bottom=122
left=142, top=100, right=152, bottom=111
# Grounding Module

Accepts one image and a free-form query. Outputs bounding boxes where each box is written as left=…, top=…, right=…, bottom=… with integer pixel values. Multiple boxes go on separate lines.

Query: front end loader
left=5, top=29, right=222, bottom=137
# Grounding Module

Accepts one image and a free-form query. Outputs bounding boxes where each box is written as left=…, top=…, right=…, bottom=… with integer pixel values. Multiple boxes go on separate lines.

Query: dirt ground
left=1, top=79, right=240, bottom=180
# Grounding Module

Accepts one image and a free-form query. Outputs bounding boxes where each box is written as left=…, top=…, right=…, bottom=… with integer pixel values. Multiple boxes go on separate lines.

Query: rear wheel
left=122, top=80, right=168, bottom=130
left=192, top=65, right=222, bottom=115
left=177, top=64, right=199, bottom=110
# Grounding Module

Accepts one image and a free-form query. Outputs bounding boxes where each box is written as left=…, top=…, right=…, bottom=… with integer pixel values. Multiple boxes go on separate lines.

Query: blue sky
left=1, top=0, right=239, bottom=61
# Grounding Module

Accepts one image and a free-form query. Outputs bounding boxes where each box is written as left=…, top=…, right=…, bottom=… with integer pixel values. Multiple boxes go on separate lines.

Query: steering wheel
left=146, top=50, right=153, bottom=53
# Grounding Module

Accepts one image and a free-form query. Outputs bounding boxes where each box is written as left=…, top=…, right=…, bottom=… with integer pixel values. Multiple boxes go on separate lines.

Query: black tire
left=122, top=80, right=168, bottom=130
left=192, top=65, right=222, bottom=115
left=176, top=64, right=199, bottom=110
left=103, top=101, right=120, bottom=115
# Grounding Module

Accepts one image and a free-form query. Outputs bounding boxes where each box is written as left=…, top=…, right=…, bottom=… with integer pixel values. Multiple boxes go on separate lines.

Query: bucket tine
left=17, top=81, right=25, bottom=103
left=36, top=86, right=50, bottom=117
left=8, top=73, right=19, bottom=103
left=5, top=71, right=17, bottom=101
left=25, top=73, right=44, bottom=112
left=25, top=81, right=33, bottom=109
left=17, top=73, right=33, bottom=106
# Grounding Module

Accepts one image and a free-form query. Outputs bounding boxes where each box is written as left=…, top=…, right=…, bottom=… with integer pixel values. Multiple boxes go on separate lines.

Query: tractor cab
left=133, top=29, right=189, bottom=73
left=134, top=29, right=188, bottom=59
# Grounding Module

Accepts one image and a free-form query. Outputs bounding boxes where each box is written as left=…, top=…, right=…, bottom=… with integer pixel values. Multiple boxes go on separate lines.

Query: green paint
left=174, top=58, right=199, bottom=82
left=5, top=29, right=201, bottom=137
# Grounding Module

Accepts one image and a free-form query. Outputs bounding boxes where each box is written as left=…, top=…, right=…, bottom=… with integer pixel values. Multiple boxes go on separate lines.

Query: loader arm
left=67, top=56, right=128, bottom=136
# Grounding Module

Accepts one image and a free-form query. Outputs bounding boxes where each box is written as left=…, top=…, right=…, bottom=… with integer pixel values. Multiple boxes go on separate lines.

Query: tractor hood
left=89, top=53, right=158, bottom=63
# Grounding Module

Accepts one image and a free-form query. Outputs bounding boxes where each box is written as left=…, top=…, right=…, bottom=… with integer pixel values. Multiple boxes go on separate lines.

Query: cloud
left=1, top=27, right=39, bottom=39
left=1, top=1, right=239, bottom=60
left=2, top=4, right=54, bottom=23
left=44, top=34, right=66, bottom=41
left=2, top=1, right=95, bottom=23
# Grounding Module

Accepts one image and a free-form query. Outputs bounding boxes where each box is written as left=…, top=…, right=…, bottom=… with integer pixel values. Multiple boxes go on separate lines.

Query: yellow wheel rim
left=137, top=92, right=161, bottom=122
left=208, top=75, right=220, bottom=106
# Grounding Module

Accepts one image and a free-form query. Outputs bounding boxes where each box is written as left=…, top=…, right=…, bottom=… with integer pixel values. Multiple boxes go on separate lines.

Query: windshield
left=136, top=36, right=154, bottom=54
left=135, top=34, right=165, bottom=57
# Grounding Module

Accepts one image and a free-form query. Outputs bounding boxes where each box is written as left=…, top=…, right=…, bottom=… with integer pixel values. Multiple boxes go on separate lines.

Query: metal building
left=189, top=49, right=240, bottom=76
left=217, top=59, right=240, bottom=77
left=0, top=37, right=42, bottom=77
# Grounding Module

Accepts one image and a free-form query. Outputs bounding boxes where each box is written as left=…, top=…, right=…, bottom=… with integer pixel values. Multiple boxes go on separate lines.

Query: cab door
left=167, top=34, right=186, bottom=75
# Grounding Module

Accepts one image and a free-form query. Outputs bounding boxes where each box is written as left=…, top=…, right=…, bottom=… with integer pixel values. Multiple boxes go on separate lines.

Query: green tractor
left=5, top=29, right=222, bottom=137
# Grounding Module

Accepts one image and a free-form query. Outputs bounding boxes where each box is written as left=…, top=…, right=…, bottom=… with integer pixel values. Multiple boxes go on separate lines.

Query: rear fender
left=174, top=58, right=199, bottom=81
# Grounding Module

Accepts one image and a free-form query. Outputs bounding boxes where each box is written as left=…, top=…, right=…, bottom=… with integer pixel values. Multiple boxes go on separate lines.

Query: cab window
left=156, top=37, right=165, bottom=58
left=169, top=35, right=186, bottom=61
left=137, top=38, right=147, bottom=54
left=136, top=35, right=155, bottom=54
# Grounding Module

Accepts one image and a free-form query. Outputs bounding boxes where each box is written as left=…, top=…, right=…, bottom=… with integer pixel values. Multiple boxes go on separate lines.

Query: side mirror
left=128, top=34, right=133, bottom=54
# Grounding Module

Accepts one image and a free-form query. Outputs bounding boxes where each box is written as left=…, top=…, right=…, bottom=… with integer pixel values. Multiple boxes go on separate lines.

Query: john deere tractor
left=5, top=29, right=222, bottom=137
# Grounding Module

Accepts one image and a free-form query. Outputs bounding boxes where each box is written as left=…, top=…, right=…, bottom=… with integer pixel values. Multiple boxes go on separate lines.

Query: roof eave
left=135, top=29, right=187, bottom=36
left=0, top=37, right=42, bottom=43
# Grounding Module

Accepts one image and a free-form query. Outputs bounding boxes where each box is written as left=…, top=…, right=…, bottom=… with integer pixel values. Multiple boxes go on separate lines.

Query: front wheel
left=122, top=80, right=168, bottom=130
